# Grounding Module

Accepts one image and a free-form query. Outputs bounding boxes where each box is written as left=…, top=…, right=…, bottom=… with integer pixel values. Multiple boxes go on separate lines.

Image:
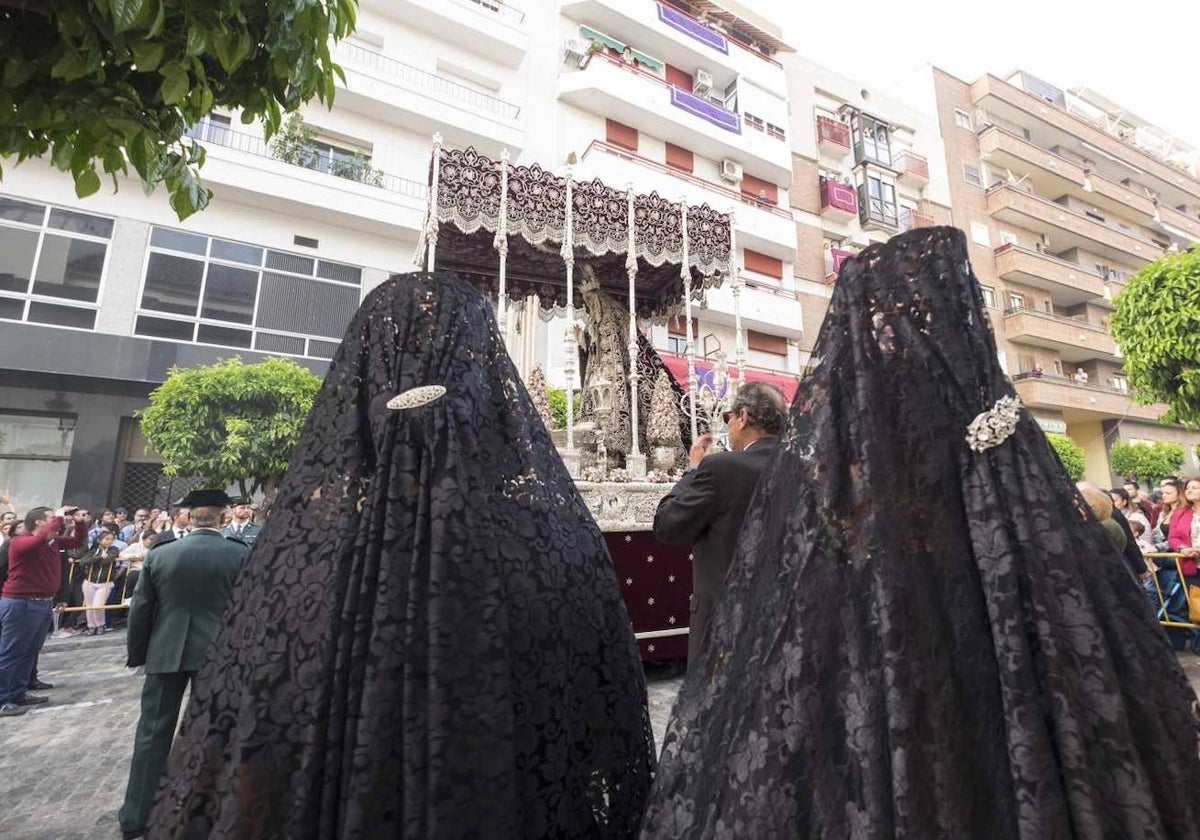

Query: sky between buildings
left=753, top=0, right=1198, bottom=150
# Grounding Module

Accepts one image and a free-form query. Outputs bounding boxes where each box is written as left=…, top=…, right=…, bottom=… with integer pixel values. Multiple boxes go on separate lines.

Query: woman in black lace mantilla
left=641, top=227, right=1200, bottom=839
left=149, top=271, right=655, bottom=839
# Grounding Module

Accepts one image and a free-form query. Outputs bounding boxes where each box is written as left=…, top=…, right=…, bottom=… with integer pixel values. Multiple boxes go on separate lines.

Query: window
left=858, top=176, right=898, bottom=227
left=1110, top=375, right=1129, bottom=392
left=1043, top=300, right=1054, bottom=314
left=665, top=142, right=694, bottom=173
left=747, top=330, right=787, bottom=356
left=1009, top=292, right=1025, bottom=310
left=852, top=113, right=892, bottom=167
left=744, top=113, right=765, bottom=132
left=981, top=286, right=997, bottom=308
left=954, top=109, right=973, bottom=130
left=136, top=226, right=364, bottom=360
left=664, top=64, right=693, bottom=90
left=740, top=173, right=778, bottom=206
left=0, top=194, right=110, bottom=330
left=667, top=315, right=695, bottom=355
left=605, top=119, right=638, bottom=152
left=185, top=114, right=232, bottom=146
left=0, top=413, right=75, bottom=515
left=743, top=249, right=783, bottom=279
left=667, top=336, right=688, bottom=355
left=963, top=162, right=983, bottom=188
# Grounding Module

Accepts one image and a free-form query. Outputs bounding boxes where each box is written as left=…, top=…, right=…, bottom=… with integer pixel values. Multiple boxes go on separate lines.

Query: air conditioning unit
left=693, top=68, right=714, bottom=97
left=719, top=158, right=743, bottom=183
left=563, top=38, right=590, bottom=67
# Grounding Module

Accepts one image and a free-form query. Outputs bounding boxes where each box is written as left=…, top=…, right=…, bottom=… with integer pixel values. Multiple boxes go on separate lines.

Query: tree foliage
left=1110, top=246, right=1200, bottom=429
left=138, top=356, right=322, bottom=502
left=1109, top=440, right=1184, bottom=485
left=1046, top=433, right=1086, bottom=481
left=0, top=0, right=356, bottom=219
left=546, top=386, right=581, bottom=431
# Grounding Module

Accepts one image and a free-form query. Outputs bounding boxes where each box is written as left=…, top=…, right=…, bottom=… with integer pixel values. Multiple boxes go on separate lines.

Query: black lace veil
left=642, top=227, right=1200, bottom=838
left=150, top=271, right=655, bottom=839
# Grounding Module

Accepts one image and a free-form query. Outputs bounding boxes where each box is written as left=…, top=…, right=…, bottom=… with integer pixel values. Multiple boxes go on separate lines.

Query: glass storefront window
left=0, top=413, right=75, bottom=515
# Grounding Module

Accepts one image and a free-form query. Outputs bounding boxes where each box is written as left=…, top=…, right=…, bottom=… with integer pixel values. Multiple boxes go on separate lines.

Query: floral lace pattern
left=150, top=272, right=655, bottom=839
left=642, top=227, right=1200, bottom=839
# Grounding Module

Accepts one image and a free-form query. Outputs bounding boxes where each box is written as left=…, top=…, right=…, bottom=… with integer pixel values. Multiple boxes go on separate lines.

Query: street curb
left=43, top=633, right=127, bottom=654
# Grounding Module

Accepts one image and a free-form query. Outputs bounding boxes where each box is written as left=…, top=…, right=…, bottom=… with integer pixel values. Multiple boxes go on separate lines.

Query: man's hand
left=55, top=505, right=74, bottom=518
left=688, top=434, right=715, bottom=469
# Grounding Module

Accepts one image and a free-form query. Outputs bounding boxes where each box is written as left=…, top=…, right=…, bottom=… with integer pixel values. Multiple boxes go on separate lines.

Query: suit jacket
left=149, top=527, right=187, bottom=549
left=127, top=529, right=248, bottom=674
left=653, top=436, right=777, bottom=664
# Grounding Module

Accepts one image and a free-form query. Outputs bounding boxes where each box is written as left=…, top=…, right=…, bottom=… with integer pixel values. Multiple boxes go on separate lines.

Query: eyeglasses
left=723, top=409, right=741, bottom=425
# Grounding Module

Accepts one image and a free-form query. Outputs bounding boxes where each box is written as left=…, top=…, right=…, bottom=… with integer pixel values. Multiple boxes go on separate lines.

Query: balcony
left=579, top=140, right=796, bottom=260
left=1011, top=372, right=1163, bottom=423
left=899, top=208, right=935, bottom=232
left=186, top=122, right=426, bottom=236
left=969, top=74, right=1200, bottom=206
left=558, top=52, right=792, bottom=182
left=1002, top=306, right=1118, bottom=362
left=978, top=126, right=1157, bottom=223
left=895, top=150, right=929, bottom=187
left=1158, top=203, right=1200, bottom=241
left=824, top=247, right=856, bottom=282
left=559, top=0, right=787, bottom=91
left=986, top=184, right=1163, bottom=264
left=700, top=278, right=804, bottom=337
left=817, top=116, right=851, bottom=158
left=820, top=178, right=857, bottom=220
left=383, top=0, right=527, bottom=68
left=993, top=243, right=1106, bottom=305
left=334, top=41, right=524, bottom=156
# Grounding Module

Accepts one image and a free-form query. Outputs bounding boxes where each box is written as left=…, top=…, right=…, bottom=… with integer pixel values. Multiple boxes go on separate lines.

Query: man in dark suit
left=654, top=382, right=786, bottom=670
left=148, top=505, right=190, bottom=549
left=118, top=490, right=248, bottom=839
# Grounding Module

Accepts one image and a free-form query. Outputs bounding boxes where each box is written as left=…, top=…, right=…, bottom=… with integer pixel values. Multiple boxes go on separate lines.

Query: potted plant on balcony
left=330, top=152, right=384, bottom=187
left=270, top=114, right=318, bottom=170
left=647, top=370, right=683, bottom=472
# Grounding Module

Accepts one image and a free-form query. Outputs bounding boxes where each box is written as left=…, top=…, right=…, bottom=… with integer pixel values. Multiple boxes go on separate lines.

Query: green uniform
left=221, top=520, right=261, bottom=546
left=118, top=529, right=247, bottom=834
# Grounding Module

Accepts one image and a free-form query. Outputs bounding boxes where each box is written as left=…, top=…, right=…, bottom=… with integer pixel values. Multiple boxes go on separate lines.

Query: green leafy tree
left=1109, top=440, right=1184, bottom=485
left=1110, top=246, right=1200, bottom=429
left=0, top=0, right=357, bottom=219
left=546, top=386, right=581, bottom=431
left=138, top=356, right=322, bottom=505
left=1046, top=433, right=1086, bottom=481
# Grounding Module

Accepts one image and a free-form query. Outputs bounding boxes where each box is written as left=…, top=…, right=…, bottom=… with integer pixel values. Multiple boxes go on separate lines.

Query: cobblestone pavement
left=3, top=633, right=1197, bottom=839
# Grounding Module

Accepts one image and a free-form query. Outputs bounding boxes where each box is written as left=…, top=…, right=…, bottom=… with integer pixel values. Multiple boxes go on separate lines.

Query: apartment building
left=783, top=58, right=954, bottom=364
left=930, top=68, right=1200, bottom=481
left=0, top=0, right=532, bottom=512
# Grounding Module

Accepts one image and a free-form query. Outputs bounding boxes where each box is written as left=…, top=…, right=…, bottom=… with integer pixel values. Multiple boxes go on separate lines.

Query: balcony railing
left=185, top=120, right=428, bottom=201
left=654, top=1, right=783, bottom=67
left=580, top=140, right=794, bottom=220
left=900, top=208, right=936, bottom=231
left=816, top=116, right=851, bottom=153
left=819, top=177, right=857, bottom=218
left=588, top=51, right=741, bottom=134
left=1003, top=305, right=1108, bottom=332
left=337, top=41, right=522, bottom=120
left=895, top=150, right=929, bottom=184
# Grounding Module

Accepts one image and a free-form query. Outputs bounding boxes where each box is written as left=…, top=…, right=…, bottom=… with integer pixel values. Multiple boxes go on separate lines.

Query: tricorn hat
left=228, top=495, right=252, bottom=506
left=180, top=489, right=233, bottom=508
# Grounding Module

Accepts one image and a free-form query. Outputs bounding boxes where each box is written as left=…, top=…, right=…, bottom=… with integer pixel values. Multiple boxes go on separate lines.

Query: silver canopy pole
left=494, top=148, right=510, bottom=342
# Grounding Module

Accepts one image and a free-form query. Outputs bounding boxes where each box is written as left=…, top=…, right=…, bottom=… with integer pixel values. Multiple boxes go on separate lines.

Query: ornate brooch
left=387, top=385, right=447, bottom=410
left=965, top=395, right=1023, bottom=453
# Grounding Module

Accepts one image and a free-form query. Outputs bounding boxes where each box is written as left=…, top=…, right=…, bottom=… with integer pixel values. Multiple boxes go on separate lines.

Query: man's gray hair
left=729, top=382, right=786, bottom=435
left=189, top=507, right=222, bottom=528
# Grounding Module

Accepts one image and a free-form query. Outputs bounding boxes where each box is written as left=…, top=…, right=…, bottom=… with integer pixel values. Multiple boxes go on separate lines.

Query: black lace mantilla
left=642, top=227, right=1200, bottom=838
left=150, top=271, right=656, bottom=839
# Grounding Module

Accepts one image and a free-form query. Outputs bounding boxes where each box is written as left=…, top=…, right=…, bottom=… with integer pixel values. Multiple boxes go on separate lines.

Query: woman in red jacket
left=1167, top=476, right=1200, bottom=577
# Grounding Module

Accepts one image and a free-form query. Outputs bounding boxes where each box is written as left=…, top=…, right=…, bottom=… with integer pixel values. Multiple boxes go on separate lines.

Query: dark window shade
left=200, top=264, right=258, bottom=324
left=141, top=253, right=204, bottom=315
left=0, top=197, right=45, bottom=225
left=668, top=315, right=697, bottom=336
left=605, top=119, right=638, bottom=152
left=747, top=330, right=786, bottom=355
left=210, top=239, right=263, bottom=266
left=256, top=273, right=359, bottom=339
left=197, top=324, right=252, bottom=348
left=254, top=333, right=306, bottom=355
left=31, top=235, right=106, bottom=302
left=150, top=228, right=207, bottom=255
left=307, top=339, right=341, bottom=359
left=0, top=297, right=24, bottom=320
left=665, top=143, right=694, bottom=173
left=135, top=316, right=195, bottom=341
left=27, top=302, right=96, bottom=330
left=266, top=251, right=315, bottom=276
left=665, top=64, right=693, bottom=90
left=317, top=260, right=362, bottom=285
left=0, top=227, right=38, bottom=293
left=48, top=209, right=113, bottom=238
